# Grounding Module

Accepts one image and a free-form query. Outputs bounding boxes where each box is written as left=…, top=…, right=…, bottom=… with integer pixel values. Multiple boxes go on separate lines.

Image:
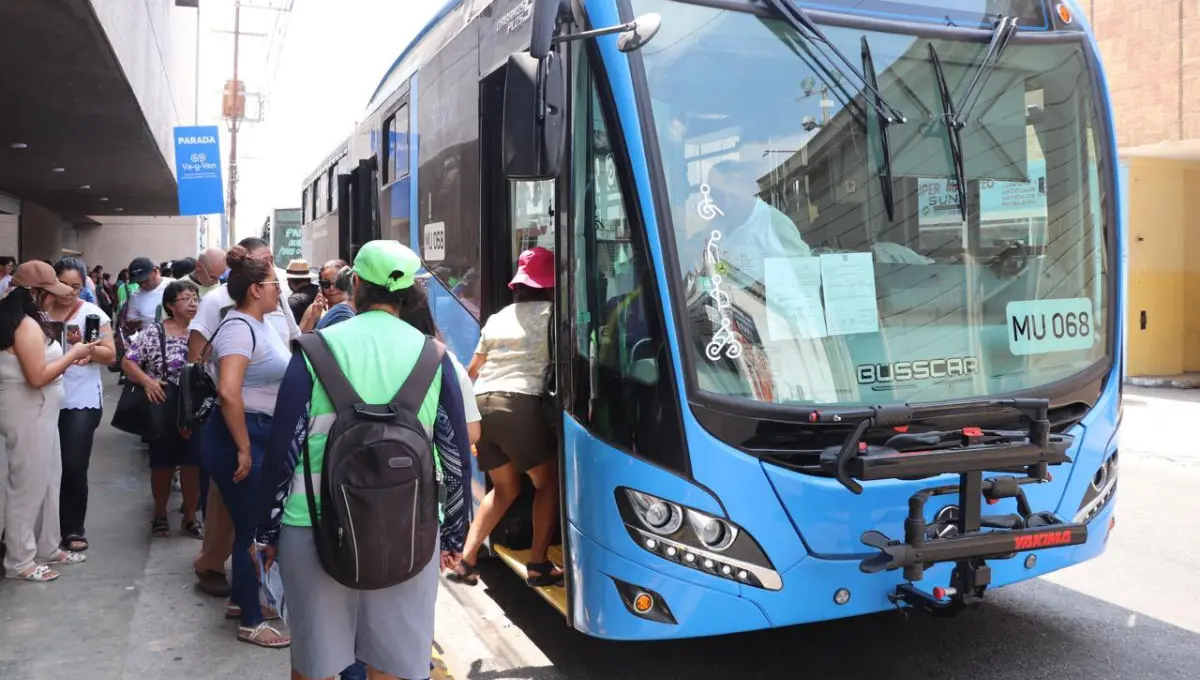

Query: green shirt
left=282, top=310, right=443, bottom=527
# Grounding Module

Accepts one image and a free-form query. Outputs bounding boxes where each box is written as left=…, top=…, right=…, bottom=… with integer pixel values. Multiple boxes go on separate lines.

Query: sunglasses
left=318, top=279, right=335, bottom=289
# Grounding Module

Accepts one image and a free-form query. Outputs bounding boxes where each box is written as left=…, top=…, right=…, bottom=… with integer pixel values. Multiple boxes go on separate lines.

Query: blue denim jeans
left=340, top=661, right=367, bottom=680
left=201, top=407, right=271, bottom=628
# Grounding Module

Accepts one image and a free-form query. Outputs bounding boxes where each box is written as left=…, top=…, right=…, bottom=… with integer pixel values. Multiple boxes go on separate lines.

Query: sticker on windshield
left=702, top=229, right=742, bottom=361
left=423, top=222, right=446, bottom=262
left=1006, top=298, right=1094, bottom=356
left=697, top=183, right=724, bottom=221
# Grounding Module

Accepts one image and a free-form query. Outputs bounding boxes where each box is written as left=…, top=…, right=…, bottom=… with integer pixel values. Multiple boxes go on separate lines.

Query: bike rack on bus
left=813, top=398, right=1089, bottom=616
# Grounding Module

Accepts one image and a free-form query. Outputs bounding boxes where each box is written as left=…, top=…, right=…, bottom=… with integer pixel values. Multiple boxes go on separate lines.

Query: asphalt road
left=454, top=387, right=1200, bottom=680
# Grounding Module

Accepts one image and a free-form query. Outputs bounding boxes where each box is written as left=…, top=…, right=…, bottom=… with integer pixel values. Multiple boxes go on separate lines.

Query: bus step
left=491, top=544, right=568, bottom=615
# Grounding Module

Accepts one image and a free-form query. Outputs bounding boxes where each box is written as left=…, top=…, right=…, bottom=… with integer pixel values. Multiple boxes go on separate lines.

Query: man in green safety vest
left=255, top=240, right=472, bottom=680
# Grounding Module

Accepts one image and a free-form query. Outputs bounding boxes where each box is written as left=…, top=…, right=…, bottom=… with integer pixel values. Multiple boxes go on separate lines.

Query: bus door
left=479, top=63, right=566, bottom=590
left=337, top=157, right=380, bottom=263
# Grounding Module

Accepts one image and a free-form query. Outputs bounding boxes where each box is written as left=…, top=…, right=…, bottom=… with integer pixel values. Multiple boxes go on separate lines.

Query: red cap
left=508, top=246, right=555, bottom=290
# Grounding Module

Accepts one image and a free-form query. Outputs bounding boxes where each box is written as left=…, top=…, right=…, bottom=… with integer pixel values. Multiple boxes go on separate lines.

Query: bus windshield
left=635, top=0, right=1111, bottom=407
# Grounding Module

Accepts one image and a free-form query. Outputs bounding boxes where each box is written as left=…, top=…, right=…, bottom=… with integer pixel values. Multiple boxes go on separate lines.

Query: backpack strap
left=295, top=331, right=364, bottom=413
left=391, top=337, right=445, bottom=413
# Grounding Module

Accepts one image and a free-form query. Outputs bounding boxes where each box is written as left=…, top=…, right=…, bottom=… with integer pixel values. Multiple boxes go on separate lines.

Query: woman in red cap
left=0, top=261, right=97, bottom=581
left=449, top=246, right=563, bottom=588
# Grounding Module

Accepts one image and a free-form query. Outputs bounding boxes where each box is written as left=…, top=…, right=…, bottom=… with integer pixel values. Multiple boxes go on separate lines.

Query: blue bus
left=301, top=0, right=1121, bottom=640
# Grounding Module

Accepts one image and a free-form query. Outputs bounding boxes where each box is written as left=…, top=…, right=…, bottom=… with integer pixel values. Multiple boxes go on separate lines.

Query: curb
left=433, top=576, right=563, bottom=679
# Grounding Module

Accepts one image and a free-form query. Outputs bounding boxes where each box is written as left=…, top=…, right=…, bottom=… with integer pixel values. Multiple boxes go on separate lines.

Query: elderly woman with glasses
left=43, top=257, right=117, bottom=554
left=122, top=279, right=205, bottom=540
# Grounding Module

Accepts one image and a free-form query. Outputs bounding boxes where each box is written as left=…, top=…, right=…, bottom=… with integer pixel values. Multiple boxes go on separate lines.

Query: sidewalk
left=0, top=376, right=461, bottom=679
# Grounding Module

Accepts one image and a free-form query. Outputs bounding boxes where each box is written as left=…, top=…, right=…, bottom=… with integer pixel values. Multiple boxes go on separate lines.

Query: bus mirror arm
left=549, top=14, right=663, bottom=53
left=530, top=0, right=661, bottom=57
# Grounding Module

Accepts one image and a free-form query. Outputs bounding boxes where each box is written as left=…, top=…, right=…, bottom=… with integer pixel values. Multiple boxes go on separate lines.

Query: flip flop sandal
left=43, top=550, right=86, bottom=566
left=444, top=560, right=480, bottom=586
left=151, top=517, right=171, bottom=538
left=61, top=535, right=89, bottom=552
left=13, top=565, right=59, bottom=582
left=525, top=561, right=564, bottom=588
left=237, top=622, right=290, bottom=649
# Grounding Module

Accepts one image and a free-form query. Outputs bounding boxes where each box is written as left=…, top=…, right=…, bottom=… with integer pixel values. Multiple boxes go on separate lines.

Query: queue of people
left=0, top=240, right=561, bottom=680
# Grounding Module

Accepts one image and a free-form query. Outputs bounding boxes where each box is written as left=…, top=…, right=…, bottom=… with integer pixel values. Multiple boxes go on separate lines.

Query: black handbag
left=178, top=317, right=256, bottom=430
left=111, top=323, right=177, bottom=440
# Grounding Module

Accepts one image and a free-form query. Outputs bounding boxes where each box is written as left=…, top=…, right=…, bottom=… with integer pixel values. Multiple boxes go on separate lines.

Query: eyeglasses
left=318, top=279, right=334, bottom=289
left=174, top=295, right=199, bottom=305
left=58, top=281, right=83, bottom=292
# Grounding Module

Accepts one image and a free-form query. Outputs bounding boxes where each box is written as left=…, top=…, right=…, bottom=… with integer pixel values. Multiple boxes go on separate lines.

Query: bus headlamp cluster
left=1074, top=450, right=1118, bottom=524
left=617, top=488, right=781, bottom=591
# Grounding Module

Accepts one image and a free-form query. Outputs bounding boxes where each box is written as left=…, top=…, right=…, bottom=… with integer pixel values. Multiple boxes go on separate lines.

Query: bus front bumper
left=569, top=499, right=1114, bottom=640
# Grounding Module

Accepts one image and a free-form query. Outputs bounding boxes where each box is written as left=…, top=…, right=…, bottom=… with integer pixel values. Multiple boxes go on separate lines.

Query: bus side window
left=575, top=76, right=685, bottom=472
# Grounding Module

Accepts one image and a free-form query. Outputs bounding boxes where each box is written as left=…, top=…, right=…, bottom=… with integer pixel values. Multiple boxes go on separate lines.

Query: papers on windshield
left=764, top=253, right=880, bottom=341
left=820, top=252, right=880, bottom=336
left=765, top=258, right=827, bottom=340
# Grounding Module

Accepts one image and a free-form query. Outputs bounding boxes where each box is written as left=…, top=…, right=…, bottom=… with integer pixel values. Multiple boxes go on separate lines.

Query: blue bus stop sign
left=174, top=125, right=225, bottom=216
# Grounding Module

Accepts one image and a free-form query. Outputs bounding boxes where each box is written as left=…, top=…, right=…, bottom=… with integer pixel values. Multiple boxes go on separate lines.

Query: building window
left=387, top=106, right=410, bottom=184
left=327, top=166, right=337, bottom=213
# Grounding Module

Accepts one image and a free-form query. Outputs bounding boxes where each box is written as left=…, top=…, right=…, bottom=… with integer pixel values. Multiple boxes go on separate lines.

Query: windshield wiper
left=928, top=43, right=968, bottom=222
left=861, top=36, right=895, bottom=221
left=764, top=0, right=907, bottom=125
left=928, top=15, right=1020, bottom=222
left=953, top=15, right=1019, bottom=128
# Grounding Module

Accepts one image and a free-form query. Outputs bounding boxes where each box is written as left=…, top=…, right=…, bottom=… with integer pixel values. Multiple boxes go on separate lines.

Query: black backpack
left=295, top=331, right=445, bottom=590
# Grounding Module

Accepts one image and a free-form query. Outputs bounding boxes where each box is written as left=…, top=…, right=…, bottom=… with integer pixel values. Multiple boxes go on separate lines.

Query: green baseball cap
left=352, top=240, right=422, bottom=292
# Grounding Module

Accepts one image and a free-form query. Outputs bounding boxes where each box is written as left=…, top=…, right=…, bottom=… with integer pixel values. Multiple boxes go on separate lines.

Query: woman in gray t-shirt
left=199, top=245, right=291, bottom=649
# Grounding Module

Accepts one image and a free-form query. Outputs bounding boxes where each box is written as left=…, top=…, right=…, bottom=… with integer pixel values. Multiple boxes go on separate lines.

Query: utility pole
left=216, top=0, right=294, bottom=246
left=225, top=0, right=242, bottom=246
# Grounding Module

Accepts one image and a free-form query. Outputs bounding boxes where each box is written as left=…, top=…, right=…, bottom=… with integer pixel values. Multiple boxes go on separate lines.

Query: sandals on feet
left=226, top=602, right=281, bottom=621
left=182, top=519, right=204, bottom=540
left=525, top=561, right=564, bottom=588
left=237, top=621, right=290, bottom=648
left=61, top=535, right=89, bottom=552
left=13, top=565, right=59, bottom=582
left=42, top=550, right=86, bottom=566
left=444, top=560, right=480, bottom=586
left=151, top=517, right=171, bottom=538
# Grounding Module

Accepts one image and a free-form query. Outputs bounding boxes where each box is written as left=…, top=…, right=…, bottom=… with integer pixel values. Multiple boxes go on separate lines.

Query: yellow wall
left=1125, top=158, right=1200, bottom=376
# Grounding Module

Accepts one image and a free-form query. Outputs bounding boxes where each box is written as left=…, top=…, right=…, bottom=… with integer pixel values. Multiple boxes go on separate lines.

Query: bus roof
left=365, top=0, right=493, bottom=113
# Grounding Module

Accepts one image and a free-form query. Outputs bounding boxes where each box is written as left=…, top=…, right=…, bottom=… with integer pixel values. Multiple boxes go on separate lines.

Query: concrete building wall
left=74, top=215, right=197, bottom=275
left=1088, top=1, right=1200, bottom=377
left=20, top=201, right=65, bottom=262
left=89, top=0, right=197, bottom=173
left=0, top=215, right=17, bottom=259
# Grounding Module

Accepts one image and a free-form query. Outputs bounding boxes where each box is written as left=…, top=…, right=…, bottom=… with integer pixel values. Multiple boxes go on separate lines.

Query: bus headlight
left=626, top=489, right=683, bottom=535
left=616, top=487, right=781, bottom=591
left=688, top=510, right=737, bottom=552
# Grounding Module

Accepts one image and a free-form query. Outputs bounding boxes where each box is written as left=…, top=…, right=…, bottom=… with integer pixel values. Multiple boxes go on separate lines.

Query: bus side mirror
left=502, top=51, right=566, bottom=181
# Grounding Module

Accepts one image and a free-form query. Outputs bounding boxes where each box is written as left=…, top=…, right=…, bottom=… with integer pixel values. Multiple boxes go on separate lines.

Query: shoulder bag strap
left=295, top=331, right=364, bottom=413
left=391, top=337, right=445, bottom=412
left=156, top=322, right=168, bottom=376
left=200, top=316, right=258, bottom=363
